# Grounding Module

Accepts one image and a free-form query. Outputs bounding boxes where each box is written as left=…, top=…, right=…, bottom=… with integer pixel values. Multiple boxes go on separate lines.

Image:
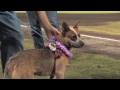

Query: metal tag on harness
left=48, top=43, right=57, bottom=51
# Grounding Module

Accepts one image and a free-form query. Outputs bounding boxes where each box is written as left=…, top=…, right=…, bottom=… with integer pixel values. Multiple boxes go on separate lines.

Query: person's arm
left=37, top=11, right=60, bottom=39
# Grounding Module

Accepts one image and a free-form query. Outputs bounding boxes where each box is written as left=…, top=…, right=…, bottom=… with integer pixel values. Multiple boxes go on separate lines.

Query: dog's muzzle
left=72, top=40, right=84, bottom=48
left=80, top=40, right=84, bottom=47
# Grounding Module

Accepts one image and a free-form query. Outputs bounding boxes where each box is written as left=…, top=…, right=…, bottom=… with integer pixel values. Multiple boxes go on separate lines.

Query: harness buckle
left=48, top=42, right=57, bottom=51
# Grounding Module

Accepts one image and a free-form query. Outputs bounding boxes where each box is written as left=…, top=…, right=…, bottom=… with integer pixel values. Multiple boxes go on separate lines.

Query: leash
left=6, top=11, right=73, bottom=58
left=5, top=11, right=51, bottom=43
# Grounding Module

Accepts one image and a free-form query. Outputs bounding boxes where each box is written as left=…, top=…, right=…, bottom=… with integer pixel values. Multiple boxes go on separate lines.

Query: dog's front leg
left=50, top=73, right=56, bottom=79
left=55, top=72, right=64, bottom=79
left=50, top=72, right=64, bottom=79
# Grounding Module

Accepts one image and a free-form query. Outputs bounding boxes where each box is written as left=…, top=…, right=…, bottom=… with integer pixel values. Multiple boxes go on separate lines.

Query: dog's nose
left=80, top=41, right=84, bottom=47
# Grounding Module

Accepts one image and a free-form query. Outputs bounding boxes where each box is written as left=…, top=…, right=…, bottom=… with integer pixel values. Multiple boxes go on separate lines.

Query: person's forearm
left=37, top=11, right=53, bottom=31
left=36, top=11, right=60, bottom=39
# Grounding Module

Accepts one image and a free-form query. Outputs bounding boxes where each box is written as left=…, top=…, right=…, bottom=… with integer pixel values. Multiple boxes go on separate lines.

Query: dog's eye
left=71, top=35, right=77, bottom=41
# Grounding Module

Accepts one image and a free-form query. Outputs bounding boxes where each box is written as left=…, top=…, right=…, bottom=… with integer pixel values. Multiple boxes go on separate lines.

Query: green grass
left=23, top=38, right=120, bottom=79
left=70, top=21, right=120, bottom=35
left=1, top=38, right=120, bottom=79
left=65, top=49, right=120, bottom=79
left=18, top=39, right=120, bottom=79
left=16, top=11, right=120, bottom=14
left=24, top=39, right=34, bottom=50
left=0, top=12, right=120, bottom=79
left=0, top=18, right=120, bottom=78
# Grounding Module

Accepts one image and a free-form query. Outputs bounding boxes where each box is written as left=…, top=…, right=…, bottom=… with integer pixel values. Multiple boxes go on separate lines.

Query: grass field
left=0, top=12, right=120, bottom=79
left=0, top=38, right=120, bottom=79
left=65, top=49, right=120, bottom=79
left=16, top=11, right=120, bottom=14
left=70, top=21, right=120, bottom=36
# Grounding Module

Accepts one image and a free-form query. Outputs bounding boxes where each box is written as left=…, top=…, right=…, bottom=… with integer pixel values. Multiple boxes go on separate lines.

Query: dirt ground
left=17, top=13, right=120, bottom=59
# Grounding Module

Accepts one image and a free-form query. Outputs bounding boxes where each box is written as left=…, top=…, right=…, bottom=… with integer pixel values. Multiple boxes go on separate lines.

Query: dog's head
left=56, top=22, right=84, bottom=50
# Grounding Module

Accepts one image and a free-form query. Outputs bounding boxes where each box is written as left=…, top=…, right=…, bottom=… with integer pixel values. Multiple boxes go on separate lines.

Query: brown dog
left=4, top=22, right=84, bottom=79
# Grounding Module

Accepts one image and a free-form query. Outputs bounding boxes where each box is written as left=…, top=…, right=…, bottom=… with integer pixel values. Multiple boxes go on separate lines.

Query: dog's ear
left=62, top=22, right=70, bottom=36
left=73, top=21, right=80, bottom=30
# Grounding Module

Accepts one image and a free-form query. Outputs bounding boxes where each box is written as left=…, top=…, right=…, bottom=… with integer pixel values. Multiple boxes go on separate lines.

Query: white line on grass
left=21, top=25, right=120, bottom=43
left=81, top=34, right=120, bottom=43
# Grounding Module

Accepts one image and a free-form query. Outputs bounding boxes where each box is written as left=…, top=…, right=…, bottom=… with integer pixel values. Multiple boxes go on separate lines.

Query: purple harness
left=49, top=36, right=73, bottom=59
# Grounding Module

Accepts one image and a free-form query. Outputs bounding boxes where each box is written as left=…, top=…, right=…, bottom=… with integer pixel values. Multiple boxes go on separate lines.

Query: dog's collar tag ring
left=48, top=43, right=57, bottom=51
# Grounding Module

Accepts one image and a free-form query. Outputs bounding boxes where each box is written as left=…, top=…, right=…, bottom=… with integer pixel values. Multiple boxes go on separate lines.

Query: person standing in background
left=27, top=11, right=61, bottom=49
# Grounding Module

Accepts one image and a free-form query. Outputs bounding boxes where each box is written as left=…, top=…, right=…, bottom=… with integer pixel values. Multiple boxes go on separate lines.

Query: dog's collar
left=49, top=36, right=73, bottom=58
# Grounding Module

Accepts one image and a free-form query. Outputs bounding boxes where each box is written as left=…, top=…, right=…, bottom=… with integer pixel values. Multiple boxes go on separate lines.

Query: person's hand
left=46, top=26, right=61, bottom=39
left=37, top=11, right=61, bottom=39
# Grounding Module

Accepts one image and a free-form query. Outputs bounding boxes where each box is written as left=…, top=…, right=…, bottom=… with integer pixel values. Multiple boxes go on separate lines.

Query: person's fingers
left=54, top=29, right=61, bottom=35
left=47, top=28, right=61, bottom=39
left=53, top=33, right=58, bottom=36
left=52, top=27, right=60, bottom=34
left=53, top=31, right=60, bottom=36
